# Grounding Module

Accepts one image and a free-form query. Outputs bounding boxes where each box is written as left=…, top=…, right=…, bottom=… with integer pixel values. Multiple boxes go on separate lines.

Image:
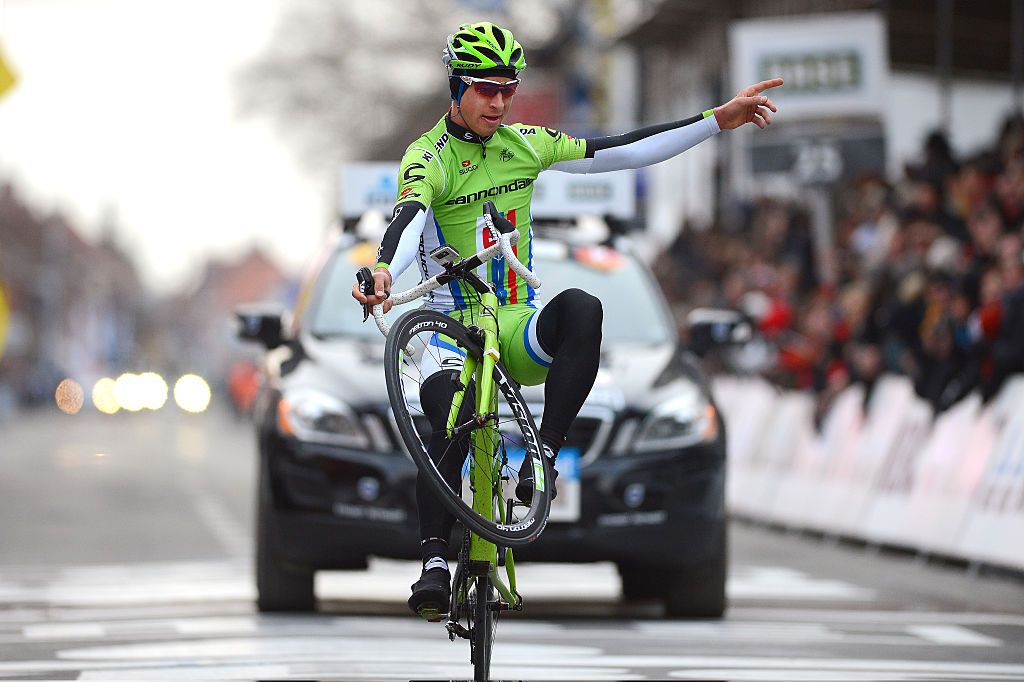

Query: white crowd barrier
left=714, top=373, right=1024, bottom=571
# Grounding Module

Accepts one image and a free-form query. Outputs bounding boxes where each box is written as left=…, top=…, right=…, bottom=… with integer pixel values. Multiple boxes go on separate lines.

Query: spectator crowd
left=657, top=114, right=1024, bottom=421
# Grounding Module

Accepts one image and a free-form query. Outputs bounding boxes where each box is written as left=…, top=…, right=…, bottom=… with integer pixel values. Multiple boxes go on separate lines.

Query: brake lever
left=355, top=267, right=374, bottom=322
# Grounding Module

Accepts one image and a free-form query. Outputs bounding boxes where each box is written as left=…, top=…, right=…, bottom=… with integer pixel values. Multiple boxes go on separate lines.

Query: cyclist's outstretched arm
left=549, top=77, right=782, bottom=174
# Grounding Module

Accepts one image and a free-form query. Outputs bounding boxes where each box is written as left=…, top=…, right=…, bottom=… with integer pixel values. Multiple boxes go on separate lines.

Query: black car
left=238, top=231, right=728, bottom=618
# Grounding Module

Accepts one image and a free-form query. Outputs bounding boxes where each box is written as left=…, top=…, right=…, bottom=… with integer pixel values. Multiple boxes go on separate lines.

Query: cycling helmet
left=443, top=22, right=526, bottom=75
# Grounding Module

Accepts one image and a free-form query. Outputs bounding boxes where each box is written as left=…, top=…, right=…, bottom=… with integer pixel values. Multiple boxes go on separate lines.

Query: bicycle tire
left=384, top=308, right=552, bottom=546
left=469, top=575, right=495, bottom=680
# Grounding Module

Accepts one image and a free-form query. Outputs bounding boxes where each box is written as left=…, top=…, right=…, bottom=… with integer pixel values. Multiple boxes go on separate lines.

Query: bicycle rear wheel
left=469, top=575, right=495, bottom=681
left=384, top=308, right=552, bottom=546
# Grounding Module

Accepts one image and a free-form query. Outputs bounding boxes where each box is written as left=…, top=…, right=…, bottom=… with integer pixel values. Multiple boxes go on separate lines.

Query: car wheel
left=255, top=458, right=315, bottom=612
left=664, top=526, right=728, bottom=619
left=617, top=564, right=664, bottom=601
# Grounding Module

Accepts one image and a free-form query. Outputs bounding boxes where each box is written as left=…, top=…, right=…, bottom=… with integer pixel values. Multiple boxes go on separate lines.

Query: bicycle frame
left=370, top=205, right=540, bottom=613
left=445, top=288, right=520, bottom=606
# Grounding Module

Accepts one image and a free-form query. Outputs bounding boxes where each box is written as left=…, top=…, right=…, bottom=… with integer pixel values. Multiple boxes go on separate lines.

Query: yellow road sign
left=0, top=43, right=18, bottom=101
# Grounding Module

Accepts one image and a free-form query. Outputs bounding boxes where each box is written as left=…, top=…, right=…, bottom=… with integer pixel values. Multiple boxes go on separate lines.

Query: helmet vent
left=475, top=46, right=501, bottom=66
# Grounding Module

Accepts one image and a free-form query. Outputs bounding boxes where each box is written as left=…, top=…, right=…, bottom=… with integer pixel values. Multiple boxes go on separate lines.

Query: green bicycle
left=362, top=201, right=554, bottom=680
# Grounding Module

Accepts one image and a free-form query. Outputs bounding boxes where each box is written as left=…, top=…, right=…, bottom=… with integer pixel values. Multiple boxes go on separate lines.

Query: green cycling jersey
left=376, top=115, right=588, bottom=309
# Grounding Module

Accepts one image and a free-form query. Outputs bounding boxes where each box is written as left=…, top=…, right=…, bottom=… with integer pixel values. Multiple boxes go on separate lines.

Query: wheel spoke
left=385, top=310, right=549, bottom=545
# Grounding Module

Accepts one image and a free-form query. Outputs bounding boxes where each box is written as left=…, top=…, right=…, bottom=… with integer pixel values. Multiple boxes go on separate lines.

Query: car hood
left=518, top=343, right=675, bottom=410
left=293, top=335, right=682, bottom=411
left=289, top=335, right=392, bottom=404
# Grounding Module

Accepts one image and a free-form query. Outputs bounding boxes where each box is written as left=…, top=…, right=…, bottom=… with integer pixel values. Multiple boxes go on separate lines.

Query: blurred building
left=163, top=247, right=296, bottom=389
left=0, top=183, right=144, bottom=408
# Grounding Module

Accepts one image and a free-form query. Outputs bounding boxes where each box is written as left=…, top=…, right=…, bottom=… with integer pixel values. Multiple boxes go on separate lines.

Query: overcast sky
left=0, top=0, right=329, bottom=294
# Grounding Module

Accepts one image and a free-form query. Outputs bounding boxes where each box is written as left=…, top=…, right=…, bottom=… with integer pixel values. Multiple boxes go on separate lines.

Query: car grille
left=566, top=416, right=603, bottom=458
left=565, top=408, right=616, bottom=463
left=381, top=405, right=616, bottom=463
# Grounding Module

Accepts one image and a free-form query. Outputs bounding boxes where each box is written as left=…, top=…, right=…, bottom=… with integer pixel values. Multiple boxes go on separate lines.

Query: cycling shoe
left=515, top=445, right=557, bottom=504
left=408, top=567, right=451, bottom=621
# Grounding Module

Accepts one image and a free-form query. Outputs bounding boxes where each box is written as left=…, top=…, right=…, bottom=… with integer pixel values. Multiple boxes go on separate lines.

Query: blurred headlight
left=277, top=389, right=369, bottom=449
left=633, top=384, right=718, bottom=453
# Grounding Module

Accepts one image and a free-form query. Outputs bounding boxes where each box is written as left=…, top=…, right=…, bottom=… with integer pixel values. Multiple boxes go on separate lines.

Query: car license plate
left=546, top=449, right=580, bottom=523
left=462, top=448, right=581, bottom=524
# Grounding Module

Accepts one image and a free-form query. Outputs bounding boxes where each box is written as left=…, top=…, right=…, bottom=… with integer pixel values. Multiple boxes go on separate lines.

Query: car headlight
left=277, top=389, right=369, bottom=448
left=633, top=384, right=718, bottom=453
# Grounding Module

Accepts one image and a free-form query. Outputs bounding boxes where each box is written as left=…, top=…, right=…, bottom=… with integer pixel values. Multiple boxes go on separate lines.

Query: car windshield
left=309, top=240, right=674, bottom=346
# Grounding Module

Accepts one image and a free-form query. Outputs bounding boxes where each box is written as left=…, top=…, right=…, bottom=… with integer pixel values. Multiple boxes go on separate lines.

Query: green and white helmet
left=442, top=22, right=526, bottom=74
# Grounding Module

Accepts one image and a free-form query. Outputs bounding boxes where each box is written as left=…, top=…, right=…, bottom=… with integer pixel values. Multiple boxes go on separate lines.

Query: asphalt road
left=1, top=406, right=1023, bottom=680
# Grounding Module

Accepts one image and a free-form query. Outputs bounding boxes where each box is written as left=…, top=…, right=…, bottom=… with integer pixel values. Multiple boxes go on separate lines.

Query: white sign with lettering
left=729, top=12, right=888, bottom=120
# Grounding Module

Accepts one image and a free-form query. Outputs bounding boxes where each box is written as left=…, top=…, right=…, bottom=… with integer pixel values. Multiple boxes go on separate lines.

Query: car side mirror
left=235, top=304, right=286, bottom=349
left=686, top=308, right=752, bottom=357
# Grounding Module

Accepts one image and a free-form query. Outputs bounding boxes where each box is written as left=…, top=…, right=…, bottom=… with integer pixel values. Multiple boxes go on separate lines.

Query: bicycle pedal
left=417, top=606, right=448, bottom=623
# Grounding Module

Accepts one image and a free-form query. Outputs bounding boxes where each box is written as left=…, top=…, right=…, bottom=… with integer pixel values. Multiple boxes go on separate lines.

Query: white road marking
left=0, top=577, right=254, bottom=607
left=9, top=612, right=994, bottom=650
left=0, top=559, right=1020, bottom=681
left=663, top=656, right=1024, bottom=680
left=730, top=607, right=1024, bottom=626
left=0, top=558, right=877, bottom=610
left=173, top=617, right=261, bottom=636
left=75, top=664, right=640, bottom=681
left=21, top=623, right=106, bottom=640
left=77, top=664, right=292, bottom=680
left=907, top=624, right=1002, bottom=646
left=630, top=621, right=915, bottom=646
left=317, top=559, right=624, bottom=602
left=190, top=495, right=251, bottom=558
left=0, top=560, right=254, bottom=607
left=727, top=566, right=876, bottom=601
left=3, top=639, right=1024, bottom=682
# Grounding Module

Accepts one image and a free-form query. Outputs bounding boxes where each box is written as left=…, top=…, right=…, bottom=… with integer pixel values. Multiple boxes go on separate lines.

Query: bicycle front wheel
left=384, top=309, right=552, bottom=546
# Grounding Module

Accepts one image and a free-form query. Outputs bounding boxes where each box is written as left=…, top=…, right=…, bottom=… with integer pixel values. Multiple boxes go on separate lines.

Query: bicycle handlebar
left=367, top=211, right=541, bottom=338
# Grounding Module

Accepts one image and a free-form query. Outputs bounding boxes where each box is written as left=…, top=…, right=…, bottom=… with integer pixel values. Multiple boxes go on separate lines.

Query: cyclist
left=351, top=21, right=782, bottom=618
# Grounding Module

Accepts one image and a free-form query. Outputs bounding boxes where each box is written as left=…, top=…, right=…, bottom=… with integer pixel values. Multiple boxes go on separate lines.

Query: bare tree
left=235, top=0, right=571, bottom=169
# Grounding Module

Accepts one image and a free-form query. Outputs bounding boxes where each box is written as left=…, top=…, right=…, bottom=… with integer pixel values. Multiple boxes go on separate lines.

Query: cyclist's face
left=453, top=76, right=515, bottom=137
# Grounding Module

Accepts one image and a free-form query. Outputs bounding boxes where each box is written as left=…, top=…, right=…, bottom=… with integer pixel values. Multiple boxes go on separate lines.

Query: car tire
left=617, top=564, right=665, bottom=601
left=617, top=525, right=728, bottom=618
left=664, top=525, right=728, bottom=619
left=255, top=457, right=316, bottom=613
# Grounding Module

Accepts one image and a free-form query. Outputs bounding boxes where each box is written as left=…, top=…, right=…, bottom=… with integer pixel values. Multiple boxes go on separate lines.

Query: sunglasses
left=458, top=75, right=520, bottom=98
